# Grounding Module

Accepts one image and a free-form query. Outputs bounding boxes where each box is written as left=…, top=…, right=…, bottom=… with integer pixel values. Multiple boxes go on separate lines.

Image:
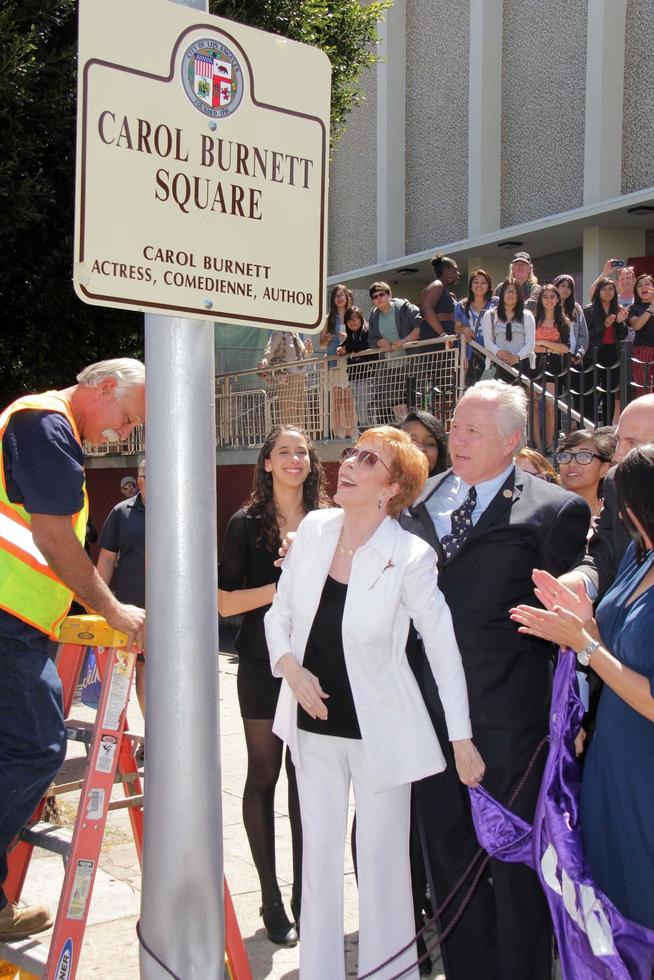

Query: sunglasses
left=556, top=450, right=604, bottom=465
left=340, top=446, right=391, bottom=473
left=371, top=291, right=389, bottom=299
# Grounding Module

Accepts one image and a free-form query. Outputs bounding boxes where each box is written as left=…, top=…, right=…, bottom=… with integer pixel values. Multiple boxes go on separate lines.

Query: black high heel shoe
left=290, top=897, right=301, bottom=936
left=259, top=902, right=298, bottom=946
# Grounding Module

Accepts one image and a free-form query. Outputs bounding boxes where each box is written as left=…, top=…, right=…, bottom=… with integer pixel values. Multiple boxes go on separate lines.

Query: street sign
left=74, top=0, right=331, bottom=330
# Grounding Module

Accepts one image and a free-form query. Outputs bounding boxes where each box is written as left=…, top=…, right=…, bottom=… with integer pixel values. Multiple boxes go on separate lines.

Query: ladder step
left=65, top=719, right=144, bottom=746
left=20, top=822, right=72, bottom=858
left=107, top=794, right=144, bottom=811
left=65, top=719, right=95, bottom=745
left=50, top=768, right=142, bottom=798
left=0, top=937, right=48, bottom=976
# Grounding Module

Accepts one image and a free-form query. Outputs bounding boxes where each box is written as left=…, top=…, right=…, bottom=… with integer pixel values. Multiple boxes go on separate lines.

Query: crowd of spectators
left=257, top=252, right=654, bottom=454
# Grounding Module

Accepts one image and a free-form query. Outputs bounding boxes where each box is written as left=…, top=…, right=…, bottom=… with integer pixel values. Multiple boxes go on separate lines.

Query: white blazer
left=264, top=509, right=472, bottom=792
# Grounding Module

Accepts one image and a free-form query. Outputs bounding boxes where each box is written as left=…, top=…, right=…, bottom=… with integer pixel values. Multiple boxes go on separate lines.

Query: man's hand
left=32, top=514, right=146, bottom=648
left=106, top=601, right=145, bottom=651
left=574, top=726, right=587, bottom=757
left=452, top=739, right=485, bottom=788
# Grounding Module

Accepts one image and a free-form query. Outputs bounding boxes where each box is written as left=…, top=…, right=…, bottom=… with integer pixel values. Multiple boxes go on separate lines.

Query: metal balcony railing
left=214, top=337, right=462, bottom=447
left=83, top=336, right=651, bottom=457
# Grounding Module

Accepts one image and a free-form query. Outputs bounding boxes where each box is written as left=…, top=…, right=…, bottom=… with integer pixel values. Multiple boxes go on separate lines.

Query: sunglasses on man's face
left=340, top=446, right=391, bottom=473
left=371, top=292, right=388, bottom=300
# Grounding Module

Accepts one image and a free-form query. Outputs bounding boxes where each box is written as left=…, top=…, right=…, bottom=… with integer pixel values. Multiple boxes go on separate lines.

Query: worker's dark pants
left=0, top=644, right=66, bottom=908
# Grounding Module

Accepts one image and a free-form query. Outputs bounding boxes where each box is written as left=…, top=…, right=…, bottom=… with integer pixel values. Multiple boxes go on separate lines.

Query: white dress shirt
left=425, top=463, right=516, bottom=542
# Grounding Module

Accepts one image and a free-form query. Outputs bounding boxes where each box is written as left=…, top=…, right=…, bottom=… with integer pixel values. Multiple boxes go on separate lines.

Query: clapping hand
left=509, top=568, right=597, bottom=650
left=531, top=569, right=594, bottom=624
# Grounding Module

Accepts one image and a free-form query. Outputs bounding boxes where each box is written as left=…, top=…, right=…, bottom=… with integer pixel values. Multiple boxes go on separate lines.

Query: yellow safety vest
left=0, top=391, right=89, bottom=639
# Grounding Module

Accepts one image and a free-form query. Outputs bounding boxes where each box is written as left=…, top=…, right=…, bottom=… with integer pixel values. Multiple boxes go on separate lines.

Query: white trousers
left=296, top=730, right=418, bottom=980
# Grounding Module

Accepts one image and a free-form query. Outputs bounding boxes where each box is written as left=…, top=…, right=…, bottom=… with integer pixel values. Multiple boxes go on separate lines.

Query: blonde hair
left=359, top=426, right=428, bottom=518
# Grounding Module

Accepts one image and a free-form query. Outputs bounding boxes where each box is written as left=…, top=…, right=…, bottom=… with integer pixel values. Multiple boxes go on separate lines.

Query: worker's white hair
left=76, top=358, right=145, bottom=397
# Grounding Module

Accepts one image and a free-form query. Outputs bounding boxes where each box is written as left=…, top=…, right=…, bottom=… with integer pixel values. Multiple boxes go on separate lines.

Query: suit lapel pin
left=368, top=558, right=395, bottom=590
left=503, top=488, right=513, bottom=498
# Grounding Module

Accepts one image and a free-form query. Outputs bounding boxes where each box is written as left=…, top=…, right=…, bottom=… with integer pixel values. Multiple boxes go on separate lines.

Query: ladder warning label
left=86, top=787, right=105, bottom=821
left=67, top=859, right=95, bottom=920
left=96, top=735, right=117, bottom=773
left=102, top=663, right=130, bottom=730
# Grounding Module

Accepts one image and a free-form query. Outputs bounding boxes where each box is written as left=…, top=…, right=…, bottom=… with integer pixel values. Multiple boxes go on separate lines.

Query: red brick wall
left=86, top=460, right=341, bottom=559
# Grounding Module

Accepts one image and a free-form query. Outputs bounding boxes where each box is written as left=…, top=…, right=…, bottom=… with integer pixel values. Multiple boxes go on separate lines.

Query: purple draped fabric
left=469, top=647, right=654, bottom=980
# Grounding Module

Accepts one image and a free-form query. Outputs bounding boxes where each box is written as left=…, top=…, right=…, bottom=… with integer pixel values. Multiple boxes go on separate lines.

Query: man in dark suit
left=403, top=380, right=589, bottom=980
left=562, top=393, right=654, bottom=600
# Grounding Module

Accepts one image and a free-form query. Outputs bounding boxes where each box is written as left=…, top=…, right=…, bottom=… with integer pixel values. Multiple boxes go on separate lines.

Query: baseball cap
left=121, top=476, right=137, bottom=489
left=512, top=251, right=532, bottom=264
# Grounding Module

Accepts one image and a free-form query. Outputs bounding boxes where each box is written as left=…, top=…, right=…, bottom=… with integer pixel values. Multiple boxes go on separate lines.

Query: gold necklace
left=337, top=532, right=355, bottom=556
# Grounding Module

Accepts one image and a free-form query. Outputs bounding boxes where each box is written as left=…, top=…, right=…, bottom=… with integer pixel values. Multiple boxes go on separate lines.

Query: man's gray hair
left=137, top=457, right=146, bottom=477
left=77, top=358, right=145, bottom=396
left=462, top=380, right=527, bottom=449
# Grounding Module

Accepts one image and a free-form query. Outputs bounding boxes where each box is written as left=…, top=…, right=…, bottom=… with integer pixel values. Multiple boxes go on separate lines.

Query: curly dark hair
left=244, top=426, right=329, bottom=553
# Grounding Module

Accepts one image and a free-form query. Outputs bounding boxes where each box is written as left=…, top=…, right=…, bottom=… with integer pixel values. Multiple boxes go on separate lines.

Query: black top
left=297, top=576, right=361, bottom=739
left=340, top=326, right=371, bottom=360
left=340, top=325, right=378, bottom=377
left=582, top=303, right=628, bottom=353
left=421, top=286, right=456, bottom=338
left=98, top=493, right=146, bottom=607
left=628, top=302, right=654, bottom=346
left=218, top=509, right=281, bottom=663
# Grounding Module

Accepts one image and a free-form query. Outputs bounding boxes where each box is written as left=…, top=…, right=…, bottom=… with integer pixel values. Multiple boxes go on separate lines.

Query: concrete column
left=467, top=0, right=503, bottom=238
left=583, top=0, right=627, bottom=205
left=582, top=226, right=646, bottom=296
left=376, top=0, right=406, bottom=263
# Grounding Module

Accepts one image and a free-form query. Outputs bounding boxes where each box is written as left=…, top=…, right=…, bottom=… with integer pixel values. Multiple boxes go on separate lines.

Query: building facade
left=327, top=0, right=654, bottom=303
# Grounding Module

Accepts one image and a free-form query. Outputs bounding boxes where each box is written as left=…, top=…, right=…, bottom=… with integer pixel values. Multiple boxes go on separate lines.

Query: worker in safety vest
left=0, top=358, right=146, bottom=942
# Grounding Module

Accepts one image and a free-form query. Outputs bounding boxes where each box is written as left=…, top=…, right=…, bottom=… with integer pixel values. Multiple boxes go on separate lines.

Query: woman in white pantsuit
left=265, top=427, right=485, bottom=980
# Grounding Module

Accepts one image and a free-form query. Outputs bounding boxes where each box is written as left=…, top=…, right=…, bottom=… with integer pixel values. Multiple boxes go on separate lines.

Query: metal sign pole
left=139, top=0, right=223, bottom=970
left=139, top=313, right=223, bottom=979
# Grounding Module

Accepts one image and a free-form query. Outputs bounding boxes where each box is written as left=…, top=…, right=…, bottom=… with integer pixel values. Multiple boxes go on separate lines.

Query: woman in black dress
left=218, top=426, right=328, bottom=944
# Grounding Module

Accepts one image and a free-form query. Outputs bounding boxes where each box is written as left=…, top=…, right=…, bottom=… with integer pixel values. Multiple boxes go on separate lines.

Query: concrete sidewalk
left=18, top=645, right=445, bottom=979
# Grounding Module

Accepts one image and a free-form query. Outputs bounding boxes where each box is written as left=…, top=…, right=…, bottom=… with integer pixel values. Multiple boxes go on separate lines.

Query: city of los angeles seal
left=181, top=38, right=244, bottom=119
